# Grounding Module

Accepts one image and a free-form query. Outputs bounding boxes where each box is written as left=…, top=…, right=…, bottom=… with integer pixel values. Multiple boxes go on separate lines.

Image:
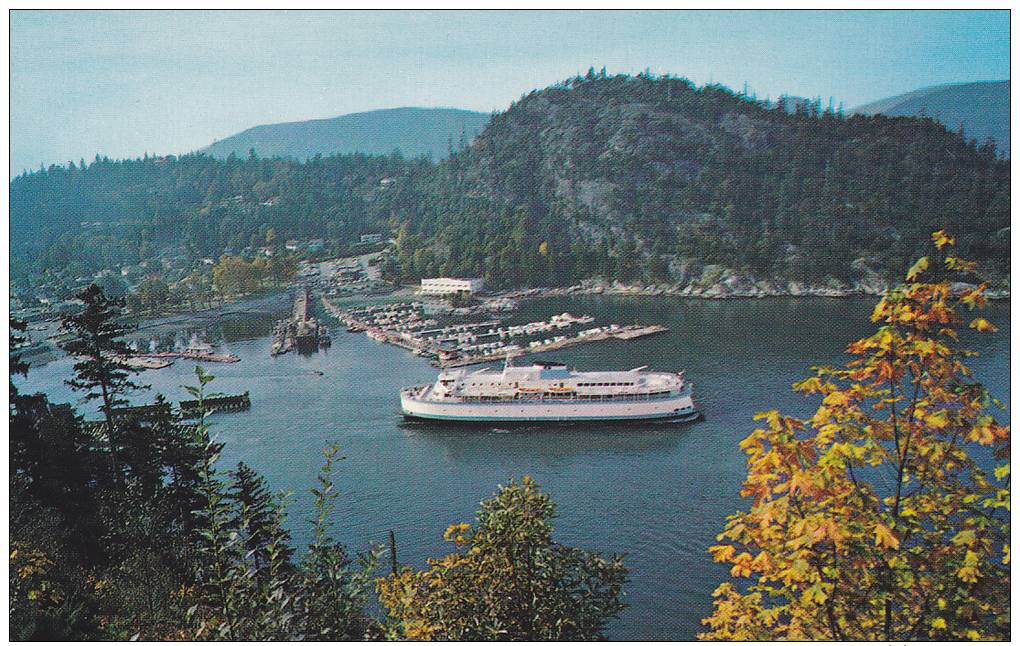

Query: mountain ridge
left=851, top=80, right=1008, bottom=156
left=200, top=106, right=491, bottom=160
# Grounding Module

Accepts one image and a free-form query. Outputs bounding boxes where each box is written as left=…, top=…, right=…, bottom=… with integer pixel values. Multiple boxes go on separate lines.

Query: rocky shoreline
left=503, top=276, right=1010, bottom=301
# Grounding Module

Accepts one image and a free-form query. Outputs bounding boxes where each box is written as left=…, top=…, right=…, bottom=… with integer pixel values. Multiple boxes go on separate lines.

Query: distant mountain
left=201, top=107, right=491, bottom=160
left=852, top=81, right=1009, bottom=156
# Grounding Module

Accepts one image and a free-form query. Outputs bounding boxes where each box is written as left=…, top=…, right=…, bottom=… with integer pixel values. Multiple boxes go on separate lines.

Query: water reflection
left=399, top=420, right=696, bottom=462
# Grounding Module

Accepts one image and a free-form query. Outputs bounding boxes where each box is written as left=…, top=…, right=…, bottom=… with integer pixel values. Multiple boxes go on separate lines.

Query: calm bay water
left=16, top=296, right=1010, bottom=639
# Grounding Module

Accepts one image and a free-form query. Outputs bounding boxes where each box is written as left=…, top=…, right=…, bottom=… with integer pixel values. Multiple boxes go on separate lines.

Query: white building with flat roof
left=419, top=277, right=484, bottom=296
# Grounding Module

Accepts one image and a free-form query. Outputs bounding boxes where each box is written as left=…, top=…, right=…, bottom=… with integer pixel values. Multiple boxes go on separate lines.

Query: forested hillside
left=10, top=73, right=1010, bottom=298
left=432, top=71, right=1009, bottom=287
left=10, top=152, right=424, bottom=289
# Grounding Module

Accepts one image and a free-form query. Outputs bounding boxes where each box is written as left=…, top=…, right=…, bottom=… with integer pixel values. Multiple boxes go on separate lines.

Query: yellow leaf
left=945, top=256, right=977, bottom=272
left=969, top=318, right=997, bottom=333
left=931, top=230, right=955, bottom=249
left=967, top=419, right=996, bottom=445
left=906, top=256, right=929, bottom=282
left=925, top=409, right=949, bottom=430
left=957, top=566, right=980, bottom=583
left=931, top=617, right=947, bottom=630
left=709, top=544, right=736, bottom=563
left=874, top=523, right=900, bottom=550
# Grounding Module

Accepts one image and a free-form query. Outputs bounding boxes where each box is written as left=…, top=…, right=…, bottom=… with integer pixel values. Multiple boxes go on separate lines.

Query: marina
left=323, top=296, right=669, bottom=367
left=438, top=324, right=670, bottom=367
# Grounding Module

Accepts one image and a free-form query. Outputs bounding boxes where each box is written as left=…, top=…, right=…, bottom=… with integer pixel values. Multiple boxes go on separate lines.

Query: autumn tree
left=378, top=476, right=628, bottom=640
left=137, top=278, right=170, bottom=312
left=212, top=255, right=259, bottom=295
left=700, top=231, right=1010, bottom=641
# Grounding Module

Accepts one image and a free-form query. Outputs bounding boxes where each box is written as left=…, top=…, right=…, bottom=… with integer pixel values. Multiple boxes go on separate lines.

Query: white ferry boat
left=400, top=360, right=700, bottom=424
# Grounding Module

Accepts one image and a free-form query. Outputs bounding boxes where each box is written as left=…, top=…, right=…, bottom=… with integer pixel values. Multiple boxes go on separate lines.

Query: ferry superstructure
left=400, top=360, right=699, bottom=424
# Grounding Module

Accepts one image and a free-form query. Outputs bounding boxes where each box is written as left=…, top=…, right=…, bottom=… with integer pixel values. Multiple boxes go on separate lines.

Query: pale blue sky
left=10, top=10, right=1010, bottom=176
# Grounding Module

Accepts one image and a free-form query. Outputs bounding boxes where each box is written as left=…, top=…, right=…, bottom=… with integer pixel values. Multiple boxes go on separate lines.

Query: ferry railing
left=458, top=389, right=684, bottom=403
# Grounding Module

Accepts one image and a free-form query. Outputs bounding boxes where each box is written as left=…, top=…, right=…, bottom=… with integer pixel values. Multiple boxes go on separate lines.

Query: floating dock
left=438, top=324, right=669, bottom=367
left=179, top=392, right=252, bottom=418
left=136, top=349, right=239, bottom=363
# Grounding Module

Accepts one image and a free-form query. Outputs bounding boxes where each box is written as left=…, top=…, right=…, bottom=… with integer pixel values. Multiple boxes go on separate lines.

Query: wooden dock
left=81, top=393, right=252, bottom=429
left=179, top=392, right=252, bottom=418
left=136, top=349, right=239, bottom=363
left=438, top=324, right=670, bottom=368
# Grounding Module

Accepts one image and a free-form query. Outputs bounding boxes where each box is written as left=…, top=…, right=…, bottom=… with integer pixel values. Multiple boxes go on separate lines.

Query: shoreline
left=20, top=278, right=1008, bottom=369
left=499, top=280, right=1011, bottom=301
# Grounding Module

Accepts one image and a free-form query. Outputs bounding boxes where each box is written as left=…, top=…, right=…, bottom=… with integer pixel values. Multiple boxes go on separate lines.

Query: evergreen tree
left=297, top=446, right=379, bottom=639
left=60, top=283, right=148, bottom=477
left=227, top=462, right=294, bottom=577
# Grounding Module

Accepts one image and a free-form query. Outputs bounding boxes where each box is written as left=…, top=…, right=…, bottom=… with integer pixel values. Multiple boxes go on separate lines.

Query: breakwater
left=272, top=286, right=331, bottom=356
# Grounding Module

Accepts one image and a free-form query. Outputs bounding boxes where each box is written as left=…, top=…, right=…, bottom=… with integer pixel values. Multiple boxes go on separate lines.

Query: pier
left=272, top=286, right=331, bottom=355
left=438, top=324, right=669, bottom=367
left=81, top=393, right=253, bottom=430
left=136, top=349, right=239, bottom=363
left=179, top=392, right=252, bottom=418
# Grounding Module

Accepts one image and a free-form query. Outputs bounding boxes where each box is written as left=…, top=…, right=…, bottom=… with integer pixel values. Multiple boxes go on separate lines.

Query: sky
left=9, top=9, right=1011, bottom=176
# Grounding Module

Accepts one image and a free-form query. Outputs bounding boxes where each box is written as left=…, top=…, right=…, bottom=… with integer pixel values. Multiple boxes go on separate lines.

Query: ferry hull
left=400, top=392, right=699, bottom=425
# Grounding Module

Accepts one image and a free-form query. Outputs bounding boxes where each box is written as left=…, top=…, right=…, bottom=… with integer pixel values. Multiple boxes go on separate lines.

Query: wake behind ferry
left=400, top=359, right=700, bottom=424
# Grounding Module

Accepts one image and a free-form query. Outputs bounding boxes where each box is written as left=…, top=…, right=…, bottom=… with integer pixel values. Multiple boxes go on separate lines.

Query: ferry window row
left=577, top=382, right=635, bottom=387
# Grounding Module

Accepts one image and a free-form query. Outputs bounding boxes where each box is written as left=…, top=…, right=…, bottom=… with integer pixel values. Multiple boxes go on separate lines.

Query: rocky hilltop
left=397, top=71, right=1009, bottom=291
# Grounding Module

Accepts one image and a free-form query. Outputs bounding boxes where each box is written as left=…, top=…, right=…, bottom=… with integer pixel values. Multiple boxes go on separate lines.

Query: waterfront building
left=419, top=277, right=484, bottom=296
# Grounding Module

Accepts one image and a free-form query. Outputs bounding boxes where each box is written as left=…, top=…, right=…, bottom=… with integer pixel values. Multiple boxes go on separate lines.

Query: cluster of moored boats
left=328, top=300, right=668, bottom=369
